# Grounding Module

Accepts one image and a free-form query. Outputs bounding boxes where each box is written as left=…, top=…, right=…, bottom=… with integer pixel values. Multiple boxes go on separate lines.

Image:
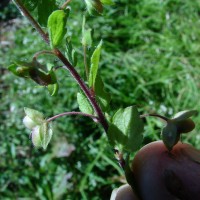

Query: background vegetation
left=1, top=0, right=200, bottom=199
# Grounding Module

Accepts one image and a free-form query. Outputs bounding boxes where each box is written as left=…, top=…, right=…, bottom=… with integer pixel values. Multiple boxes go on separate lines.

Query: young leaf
left=48, top=68, right=59, bottom=93
left=107, top=123, right=127, bottom=149
left=8, top=61, right=33, bottom=78
left=77, top=92, right=94, bottom=115
left=65, top=37, right=77, bottom=66
left=94, top=75, right=110, bottom=112
left=47, top=83, right=59, bottom=96
left=39, top=122, right=53, bottom=150
left=31, top=126, right=42, bottom=147
left=31, top=122, right=53, bottom=149
left=8, top=60, right=58, bottom=87
left=48, top=9, right=68, bottom=48
left=82, top=16, right=93, bottom=47
left=24, top=107, right=44, bottom=124
left=162, top=122, right=179, bottom=151
left=108, top=106, right=144, bottom=152
left=82, top=29, right=93, bottom=47
left=82, top=16, right=92, bottom=47
left=88, top=40, right=103, bottom=88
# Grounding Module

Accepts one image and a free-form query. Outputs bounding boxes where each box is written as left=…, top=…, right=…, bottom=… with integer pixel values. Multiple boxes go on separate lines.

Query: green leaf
left=8, top=60, right=58, bottom=86
left=94, top=75, right=110, bottom=112
left=84, top=0, right=103, bottom=15
left=39, top=122, right=53, bottom=150
left=162, top=122, right=179, bottom=151
left=77, top=92, right=94, bottom=115
left=173, top=110, right=198, bottom=121
left=24, top=107, right=44, bottom=124
left=108, top=106, right=144, bottom=152
left=48, top=9, right=68, bottom=48
left=100, top=0, right=114, bottom=5
left=8, top=61, right=33, bottom=78
left=47, top=83, right=59, bottom=96
left=38, top=0, right=57, bottom=27
left=82, top=29, right=93, bottom=47
left=31, top=122, right=53, bottom=149
left=88, top=40, right=103, bottom=88
left=82, top=16, right=93, bottom=47
left=107, top=123, right=127, bottom=149
left=31, top=126, right=42, bottom=147
left=65, top=37, right=77, bottom=66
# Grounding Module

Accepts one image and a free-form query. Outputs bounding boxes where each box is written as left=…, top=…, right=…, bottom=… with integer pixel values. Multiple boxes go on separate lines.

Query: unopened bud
left=31, top=126, right=42, bottom=148
left=23, top=116, right=37, bottom=130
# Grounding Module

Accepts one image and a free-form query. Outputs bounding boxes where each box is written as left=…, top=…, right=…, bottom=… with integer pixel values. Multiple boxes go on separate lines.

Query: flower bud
left=31, top=126, right=42, bottom=148
left=23, top=116, right=37, bottom=130
left=24, top=107, right=44, bottom=124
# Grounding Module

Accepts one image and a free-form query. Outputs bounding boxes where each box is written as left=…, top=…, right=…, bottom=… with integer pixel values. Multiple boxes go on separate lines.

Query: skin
left=110, top=184, right=139, bottom=200
left=131, top=141, right=200, bottom=200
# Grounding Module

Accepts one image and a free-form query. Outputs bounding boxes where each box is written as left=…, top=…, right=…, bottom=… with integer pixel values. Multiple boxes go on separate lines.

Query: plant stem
left=33, top=50, right=55, bottom=60
left=53, top=48, right=109, bottom=131
left=13, top=0, right=109, bottom=132
left=140, top=113, right=169, bottom=123
left=47, top=111, right=99, bottom=122
left=60, top=0, right=72, bottom=9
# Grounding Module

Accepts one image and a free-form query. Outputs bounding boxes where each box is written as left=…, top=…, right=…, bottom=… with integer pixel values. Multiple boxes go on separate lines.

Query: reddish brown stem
left=140, top=113, right=169, bottom=123
left=47, top=111, right=99, bottom=122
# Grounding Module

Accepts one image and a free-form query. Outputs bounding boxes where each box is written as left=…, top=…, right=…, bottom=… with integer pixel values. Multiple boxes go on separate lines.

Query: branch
left=140, top=113, right=169, bottom=123
left=33, top=50, right=55, bottom=60
left=60, top=0, right=72, bottom=9
left=47, top=111, right=99, bottom=122
left=53, top=48, right=109, bottom=131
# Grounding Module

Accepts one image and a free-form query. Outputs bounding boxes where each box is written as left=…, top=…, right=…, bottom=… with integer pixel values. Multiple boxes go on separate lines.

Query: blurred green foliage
left=1, top=0, right=200, bottom=199
left=0, top=2, right=19, bottom=21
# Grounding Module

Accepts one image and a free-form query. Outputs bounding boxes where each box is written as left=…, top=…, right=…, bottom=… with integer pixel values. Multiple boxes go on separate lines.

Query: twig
left=53, top=48, right=109, bottom=131
left=60, top=0, right=72, bottom=10
left=33, top=50, right=55, bottom=60
left=47, top=111, right=99, bottom=122
left=140, top=113, right=169, bottom=123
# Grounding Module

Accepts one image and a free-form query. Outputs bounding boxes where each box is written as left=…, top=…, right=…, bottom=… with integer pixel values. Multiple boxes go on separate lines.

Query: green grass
left=1, top=0, right=200, bottom=199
